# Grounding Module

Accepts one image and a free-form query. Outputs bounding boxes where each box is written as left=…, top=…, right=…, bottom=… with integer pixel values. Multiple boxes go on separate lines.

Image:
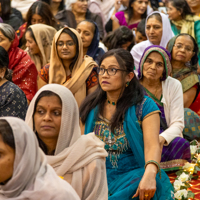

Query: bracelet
left=145, top=160, right=161, bottom=179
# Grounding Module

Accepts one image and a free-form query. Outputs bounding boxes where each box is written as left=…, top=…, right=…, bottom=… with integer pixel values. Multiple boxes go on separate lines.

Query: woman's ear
left=0, top=67, right=6, bottom=79
left=126, top=71, right=134, bottom=82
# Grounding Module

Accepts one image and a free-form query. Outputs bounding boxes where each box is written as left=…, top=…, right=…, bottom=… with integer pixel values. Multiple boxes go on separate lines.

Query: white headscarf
left=25, top=84, right=108, bottom=200
left=130, top=11, right=174, bottom=77
left=0, top=117, right=80, bottom=200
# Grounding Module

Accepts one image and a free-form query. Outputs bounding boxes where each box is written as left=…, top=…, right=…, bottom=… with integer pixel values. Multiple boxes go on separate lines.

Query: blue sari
left=85, top=96, right=174, bottom=200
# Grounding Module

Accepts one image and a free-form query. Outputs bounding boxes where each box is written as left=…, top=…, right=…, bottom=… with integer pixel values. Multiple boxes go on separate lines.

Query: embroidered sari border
left=160, top=159, right=188, bottom=171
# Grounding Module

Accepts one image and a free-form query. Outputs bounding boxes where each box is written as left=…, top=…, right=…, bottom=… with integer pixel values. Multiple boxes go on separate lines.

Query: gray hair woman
left=0, top=23, right=38, bottom=102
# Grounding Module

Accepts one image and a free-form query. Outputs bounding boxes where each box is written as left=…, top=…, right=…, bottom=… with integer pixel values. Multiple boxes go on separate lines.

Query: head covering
left=130, top=11, right=174, bottom=77
left=25, top=84, right=108, bottom=199
left=167, top=35, right=198, bottom=71
left=86, top=21, right=100, bottom=58
left=0, top=117, right=80, bottom=200
left=26, top=24, right=57, bottom=71
left=49, top=27, right=97, bottom=107
left=138, top=45, right=172, bottom=81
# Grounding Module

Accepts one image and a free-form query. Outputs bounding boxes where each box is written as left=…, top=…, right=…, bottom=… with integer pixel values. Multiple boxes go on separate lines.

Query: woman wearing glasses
left=167, top=0, right=200, bottom=65
left=38, top=27, right=98, bottom=107
left=80, top=48, right=174, bottom=200
left=167, top=34, right=200, bottom=114
left=112, top=0, right=148, bottom=31
left=167, top=34, right=200, bottom=141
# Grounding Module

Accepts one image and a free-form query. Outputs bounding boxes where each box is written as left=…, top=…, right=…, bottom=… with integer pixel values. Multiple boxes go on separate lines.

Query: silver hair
left=65, top=0, right=77, bottom=10
left=0, top=23, right=15, bottom=41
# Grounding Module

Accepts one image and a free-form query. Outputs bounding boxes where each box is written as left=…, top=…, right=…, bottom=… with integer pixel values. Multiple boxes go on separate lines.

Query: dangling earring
left=126, top=82, right=130, bottom=87
left=185, top=61, right=191, bottom=68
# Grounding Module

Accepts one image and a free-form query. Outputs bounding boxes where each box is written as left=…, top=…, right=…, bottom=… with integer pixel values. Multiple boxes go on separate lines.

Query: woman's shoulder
left=163, top=76, right=182, bottom=87
left=115, top=11, right=125, bottom=18
left=38, top=63, right=50, bottom=83
left=2, top=81, right=26, bottom=96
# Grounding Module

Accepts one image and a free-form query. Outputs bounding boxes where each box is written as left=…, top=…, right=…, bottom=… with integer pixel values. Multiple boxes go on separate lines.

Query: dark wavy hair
left=59, top=28, right=79, bottom=72
left=103, top=26, right=134, bottom=51
left=80, top=49, right=144, bottom=133
left=168, top=0, right=194, bottom=19
left=0, top=0, right=11, bottom=20
left=33, top=91, right=62, bottom=155
left=0, top=46, right=12, bottom=81
left=127, top=0, right=148, bottom=23
left=0, top=119, right=15, bottom=150
left=26, top=1, right=58, bottom=29
left=40, top=0, right=65, bottom=11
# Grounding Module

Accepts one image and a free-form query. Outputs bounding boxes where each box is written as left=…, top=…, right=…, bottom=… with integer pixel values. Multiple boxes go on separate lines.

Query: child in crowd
left=134, top=19, right=147, bottom=44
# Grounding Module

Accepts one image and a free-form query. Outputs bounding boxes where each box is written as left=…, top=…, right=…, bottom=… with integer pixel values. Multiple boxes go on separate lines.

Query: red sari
left=8, top=34, right=38, bottom=101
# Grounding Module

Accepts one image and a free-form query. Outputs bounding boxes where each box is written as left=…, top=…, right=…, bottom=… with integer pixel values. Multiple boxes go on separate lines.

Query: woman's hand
left=132, top=172, right=156, bottom=200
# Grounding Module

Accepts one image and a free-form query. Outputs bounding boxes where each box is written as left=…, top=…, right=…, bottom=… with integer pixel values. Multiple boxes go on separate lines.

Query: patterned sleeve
left=38, top=64, right=50, bottom=83
left=12, top=59, right=38, bottom=101
left=86, top=68, right=98, bottom=90
left=0, top=82, right=28, bottom=120
left=136, top=96, right=160, bottom=122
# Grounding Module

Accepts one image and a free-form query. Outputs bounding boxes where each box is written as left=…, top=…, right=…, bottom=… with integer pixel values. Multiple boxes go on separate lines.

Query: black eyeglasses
left=97, top=67, right=127, bottom=76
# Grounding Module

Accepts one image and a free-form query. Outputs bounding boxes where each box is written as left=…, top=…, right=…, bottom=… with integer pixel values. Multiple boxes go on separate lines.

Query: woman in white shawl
left=0, top=117, right=79, bottom=200
left=131, top=11, right=174, bottom=77
left=25, top=84, right=108, bottom=200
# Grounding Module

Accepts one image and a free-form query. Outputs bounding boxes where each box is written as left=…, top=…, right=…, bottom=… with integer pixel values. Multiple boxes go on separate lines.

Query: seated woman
left=131, top=11, right=174, bottom=77
left=0, top=23, right=37, bottom=102
left=0, top=0, right=23, bottom=31
left=38, top=27, right=98, bottom=107
left=61, top=0, right=104, bottom=40
left=167, top=0, right=200, bottom=64
left=25, top=84, right=108, bottom=200
left=17, top=1, right=60, bottom=48
left=0, top=117, right=80, bottom=200
left=76, top=20, right=105, bottom=65
left=167, top=34, right=200, bottom=115
left=112, top=0, right=148, bottom=31
left=167, top=34, right=200, bottom=141
left=0, top=46, right=27, bottom=119
left=25, top=24, right=57, bottom=72
left=80, top=49, right=174, bottom=199
left=103, top=26, right=134, bottom=51
left=138, top=45, right=191, bottom=170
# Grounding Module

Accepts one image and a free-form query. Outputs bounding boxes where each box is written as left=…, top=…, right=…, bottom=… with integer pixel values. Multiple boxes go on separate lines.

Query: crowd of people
left=1, top=0, right=200, bottom=199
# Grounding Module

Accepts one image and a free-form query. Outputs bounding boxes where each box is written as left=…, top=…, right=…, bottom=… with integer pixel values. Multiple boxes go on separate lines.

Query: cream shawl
left=26, top=24, right=57, bottom=72
left=25, top=84, right=108, bottom=200
left=0, top=117, right=80, bottom=200
left=172, top=15, right=200, bottom=39
left=49, top=27, right=97, bottom=107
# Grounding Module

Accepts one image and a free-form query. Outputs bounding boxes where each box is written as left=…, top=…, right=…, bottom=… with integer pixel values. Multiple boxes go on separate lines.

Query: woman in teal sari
left=80, top=49, right=174, bottom=200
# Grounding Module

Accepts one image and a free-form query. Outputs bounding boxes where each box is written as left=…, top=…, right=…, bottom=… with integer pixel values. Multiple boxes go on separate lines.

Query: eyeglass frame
left=173, top=43, right=194, bottom=53
left=96, top=67, right=128, bottom=76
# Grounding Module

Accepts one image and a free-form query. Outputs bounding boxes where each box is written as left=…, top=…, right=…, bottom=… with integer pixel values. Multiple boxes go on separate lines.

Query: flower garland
left=173, top=140, right=200, bottom=200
